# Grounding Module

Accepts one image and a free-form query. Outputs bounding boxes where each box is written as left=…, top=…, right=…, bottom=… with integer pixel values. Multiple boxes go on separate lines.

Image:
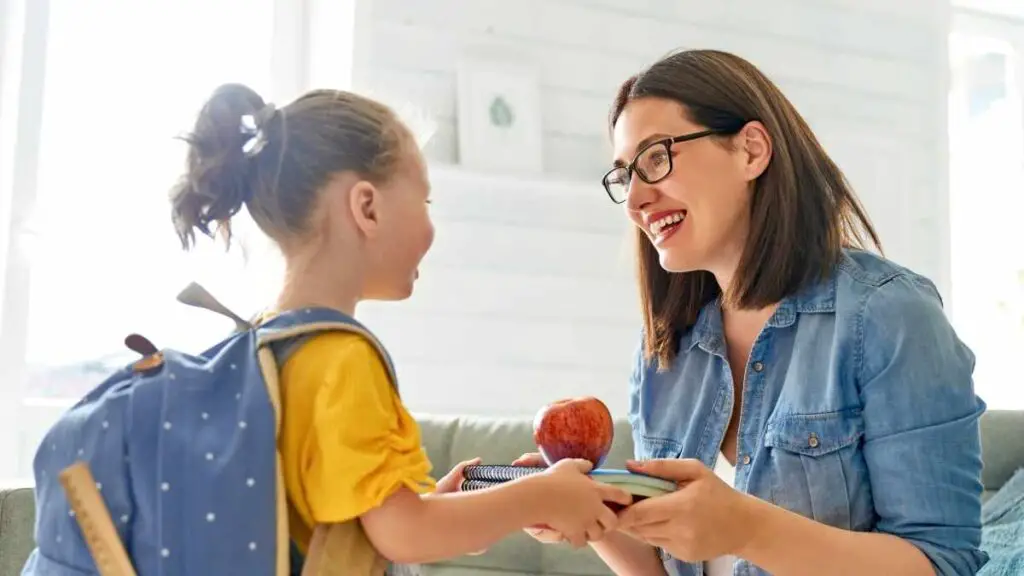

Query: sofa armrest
left=0, top=486, right=35, bottom=576
left=980, top=410, right=1024, bottom=494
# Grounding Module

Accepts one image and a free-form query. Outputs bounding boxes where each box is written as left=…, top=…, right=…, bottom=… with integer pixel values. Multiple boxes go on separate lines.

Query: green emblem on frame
left=489, top=96, right=515, bottom=128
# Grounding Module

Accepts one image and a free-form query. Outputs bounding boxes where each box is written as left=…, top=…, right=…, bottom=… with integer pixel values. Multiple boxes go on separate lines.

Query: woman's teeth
left=650, top=211, right=685, bottom=235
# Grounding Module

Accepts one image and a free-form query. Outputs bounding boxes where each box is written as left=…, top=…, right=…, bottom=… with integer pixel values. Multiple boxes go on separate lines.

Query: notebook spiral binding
left=462, top=464, right=546, bottom=483
left=459, top=479, right=501, bottom=492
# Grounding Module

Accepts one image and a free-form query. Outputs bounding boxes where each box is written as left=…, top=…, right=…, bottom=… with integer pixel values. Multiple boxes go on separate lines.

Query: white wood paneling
left=359, top=166, right=638, bottom=415
left=353, top=0, right=953, bottom=417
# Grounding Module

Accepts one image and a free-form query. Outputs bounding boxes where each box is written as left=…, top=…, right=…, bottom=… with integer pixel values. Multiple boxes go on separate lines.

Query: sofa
left=2, top=410, right=1023, bottom=576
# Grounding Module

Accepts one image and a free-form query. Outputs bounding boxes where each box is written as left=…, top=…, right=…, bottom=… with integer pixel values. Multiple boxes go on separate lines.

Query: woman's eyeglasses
left=601, top=129, right=727, bottom=204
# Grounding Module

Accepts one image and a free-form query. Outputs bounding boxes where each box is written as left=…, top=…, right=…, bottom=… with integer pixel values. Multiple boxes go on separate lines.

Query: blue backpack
left=20, top=283, right=399, bottom=576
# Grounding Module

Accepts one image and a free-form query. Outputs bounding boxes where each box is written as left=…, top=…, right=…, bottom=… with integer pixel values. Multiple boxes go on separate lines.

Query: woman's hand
left=620, top=458, right=938, bottom=576
left=616, top=458, right=757, bottom=562
left=435, top=457, right=481, bottom=494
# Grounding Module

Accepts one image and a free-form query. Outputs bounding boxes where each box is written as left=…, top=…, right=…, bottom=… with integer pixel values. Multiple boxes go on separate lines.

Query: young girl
left=168, top=84, right=631, bottom=571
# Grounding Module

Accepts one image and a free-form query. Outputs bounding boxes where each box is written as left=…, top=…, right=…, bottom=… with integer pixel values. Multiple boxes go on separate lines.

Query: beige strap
left=257, top=325, right=395, bottom=576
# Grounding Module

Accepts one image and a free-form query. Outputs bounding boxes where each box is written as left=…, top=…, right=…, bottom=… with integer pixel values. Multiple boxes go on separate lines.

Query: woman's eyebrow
left=613, top=133, right=672, bottom=167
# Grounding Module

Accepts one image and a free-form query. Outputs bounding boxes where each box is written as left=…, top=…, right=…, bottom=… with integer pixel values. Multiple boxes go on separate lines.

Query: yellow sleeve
left=281, top=332, right=435, bottom=526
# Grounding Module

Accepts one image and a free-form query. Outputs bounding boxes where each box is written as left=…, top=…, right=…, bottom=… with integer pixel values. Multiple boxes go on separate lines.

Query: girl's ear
left=348, top=180, right=381, bottom=238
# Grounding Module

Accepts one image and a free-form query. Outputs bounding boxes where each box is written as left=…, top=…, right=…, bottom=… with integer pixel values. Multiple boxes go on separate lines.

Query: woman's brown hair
left=170, top=83, right=410, bottom=250
left=610, top=49, right=882, bottom=371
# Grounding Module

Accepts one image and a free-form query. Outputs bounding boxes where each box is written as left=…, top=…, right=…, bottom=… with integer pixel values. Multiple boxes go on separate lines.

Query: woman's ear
left=739, top=121, right=772, bottom=182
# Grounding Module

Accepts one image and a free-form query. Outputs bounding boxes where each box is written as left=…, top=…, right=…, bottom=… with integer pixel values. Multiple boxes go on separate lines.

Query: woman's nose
left=625, top=174, right=656, bottom=211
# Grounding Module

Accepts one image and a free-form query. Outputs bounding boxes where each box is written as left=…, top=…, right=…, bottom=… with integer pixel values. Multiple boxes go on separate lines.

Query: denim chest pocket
left=761, top=409, right=865, bottom=531
left=637, top=436, right=683, bottom=460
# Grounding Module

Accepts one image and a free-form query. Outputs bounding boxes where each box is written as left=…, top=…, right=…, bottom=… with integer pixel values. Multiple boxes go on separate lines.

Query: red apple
left=533, top=397, right=614, bottom=468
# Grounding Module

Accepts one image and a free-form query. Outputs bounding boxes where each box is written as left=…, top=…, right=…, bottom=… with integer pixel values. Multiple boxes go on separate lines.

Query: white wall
left=358, top=166, right=638, bottom=418
left=352, top=0, right=954, bottom=419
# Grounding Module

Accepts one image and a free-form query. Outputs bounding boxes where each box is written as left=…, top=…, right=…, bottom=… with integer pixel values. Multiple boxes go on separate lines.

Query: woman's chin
left=658, top=251, right=701, bottom=274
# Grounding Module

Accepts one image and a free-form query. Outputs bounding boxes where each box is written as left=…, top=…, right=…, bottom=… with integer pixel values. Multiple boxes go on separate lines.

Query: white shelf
left=427, top=163, right=600, bottom=198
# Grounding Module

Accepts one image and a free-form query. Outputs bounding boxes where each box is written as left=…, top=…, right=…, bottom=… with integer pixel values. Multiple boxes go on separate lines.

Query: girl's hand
left=615, top=459, right=758, bottom=562
left=523, top=526, right=568, bottom=544
left=435, top=457, right=481, bottom=494
left=512, top=452, right=567, bottom=544
left=529, top=458, right=633, bottom=548
left=511, top=452, right=545, bottom=467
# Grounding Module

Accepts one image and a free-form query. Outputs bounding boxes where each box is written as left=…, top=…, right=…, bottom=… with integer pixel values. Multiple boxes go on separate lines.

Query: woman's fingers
left=617, top=495, right=672, bottom=529
left=626, top=458, right=706, bottom=483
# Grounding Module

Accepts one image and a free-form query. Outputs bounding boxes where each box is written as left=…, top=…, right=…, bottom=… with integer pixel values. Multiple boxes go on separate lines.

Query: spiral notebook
left=460, top=464, right=677, bottom=500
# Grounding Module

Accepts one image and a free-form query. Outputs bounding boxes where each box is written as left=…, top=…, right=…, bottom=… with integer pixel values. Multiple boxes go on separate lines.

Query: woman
left=517, top=49, right=987, bottom=575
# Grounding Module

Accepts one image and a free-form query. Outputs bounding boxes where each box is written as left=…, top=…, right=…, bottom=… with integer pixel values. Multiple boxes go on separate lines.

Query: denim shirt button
left=752, top=361, right=765, bottom=372
left=742, top=454, right=751, bottom=465
left=808, top=432, right=820, bottom=448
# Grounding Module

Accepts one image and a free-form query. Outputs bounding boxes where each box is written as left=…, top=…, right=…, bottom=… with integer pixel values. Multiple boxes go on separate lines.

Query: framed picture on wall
left=455, top=52, right=543, bottom=175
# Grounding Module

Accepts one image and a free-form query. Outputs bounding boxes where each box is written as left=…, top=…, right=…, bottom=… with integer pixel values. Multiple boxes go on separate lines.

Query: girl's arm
left=359, top=462, right=631, bottom=564
left=360, top=480, right=544, bottom=563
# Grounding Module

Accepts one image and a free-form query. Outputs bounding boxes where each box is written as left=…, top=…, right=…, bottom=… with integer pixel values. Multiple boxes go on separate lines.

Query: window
left=949, top=11, right=1024, bottom=409
left=0, top=0, right=353, bottom=479
left=24, top=0, right=278, bottom=396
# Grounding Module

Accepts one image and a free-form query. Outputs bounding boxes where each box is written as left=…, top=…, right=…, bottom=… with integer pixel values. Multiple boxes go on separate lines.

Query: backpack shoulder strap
left=174, top=283, right=397, bottom=576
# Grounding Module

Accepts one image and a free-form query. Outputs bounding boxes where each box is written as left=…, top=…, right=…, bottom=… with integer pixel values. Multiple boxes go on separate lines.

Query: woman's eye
left=648, top=150, right=668, bottom=166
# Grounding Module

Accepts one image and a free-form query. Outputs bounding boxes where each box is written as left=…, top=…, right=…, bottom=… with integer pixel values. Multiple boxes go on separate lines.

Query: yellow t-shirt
left=278, top=332, right=436, bottom=553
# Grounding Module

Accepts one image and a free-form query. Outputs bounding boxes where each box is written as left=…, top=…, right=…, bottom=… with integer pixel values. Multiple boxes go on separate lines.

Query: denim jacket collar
left=685, top=266, right=839, bottom=356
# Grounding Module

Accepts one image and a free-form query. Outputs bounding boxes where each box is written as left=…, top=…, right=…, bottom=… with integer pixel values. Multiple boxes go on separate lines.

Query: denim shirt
left=628, top=250, right=988, bottom=576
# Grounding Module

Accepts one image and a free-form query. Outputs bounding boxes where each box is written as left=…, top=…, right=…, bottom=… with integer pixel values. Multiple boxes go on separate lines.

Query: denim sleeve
left=858, top=273, right=988, bottom=576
